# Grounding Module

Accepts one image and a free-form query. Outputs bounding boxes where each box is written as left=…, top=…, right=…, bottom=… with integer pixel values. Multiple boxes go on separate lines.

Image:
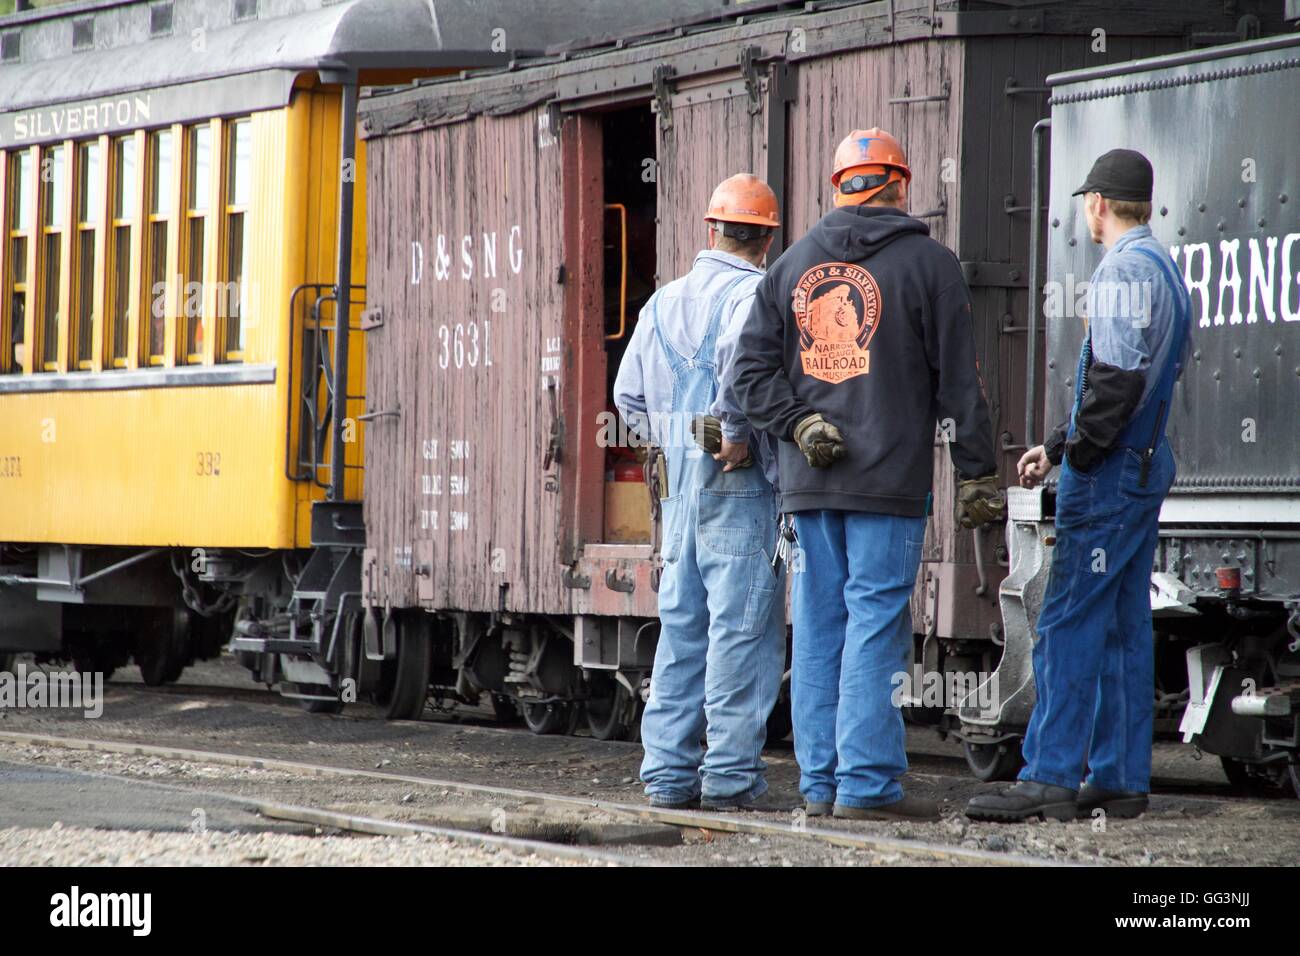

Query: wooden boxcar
left=357, top=0, right=1284, bottom=745
left=0, top=0, right=723, bottom=696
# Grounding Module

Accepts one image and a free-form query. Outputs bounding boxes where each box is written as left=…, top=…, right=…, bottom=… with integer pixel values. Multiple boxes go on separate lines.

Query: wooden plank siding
left=655, top=84, right=769, bottom=284
left=365, top=108, right=569, bottom=614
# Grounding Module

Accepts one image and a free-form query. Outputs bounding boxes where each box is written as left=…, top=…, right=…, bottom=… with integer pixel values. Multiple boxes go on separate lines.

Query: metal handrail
left=604, top=203, right=629, bottom=341
left=284, top=283, right=368, bottom=486
left=1024, top=118, right=1051, bottom=449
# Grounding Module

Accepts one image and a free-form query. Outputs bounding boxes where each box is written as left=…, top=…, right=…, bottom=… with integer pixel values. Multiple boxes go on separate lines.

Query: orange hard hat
left=704, top=173, right=780, bottom=229
left=831, top=128, right=911, bottom=206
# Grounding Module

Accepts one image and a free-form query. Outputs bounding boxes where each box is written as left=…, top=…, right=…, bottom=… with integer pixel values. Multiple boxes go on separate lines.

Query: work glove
left=955, top=475, right=1006, bottom=529
left=692, top=416, right=753, bottom=469
left=691, top=415, right=723, bottom=456
left=792, top=413, right=846, bottom=469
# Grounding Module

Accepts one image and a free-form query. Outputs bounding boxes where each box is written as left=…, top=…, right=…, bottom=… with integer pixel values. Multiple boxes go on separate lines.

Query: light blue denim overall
left=1020, top=245, right=1191, bottom=794
left=639, top=275, right=786, bottom=806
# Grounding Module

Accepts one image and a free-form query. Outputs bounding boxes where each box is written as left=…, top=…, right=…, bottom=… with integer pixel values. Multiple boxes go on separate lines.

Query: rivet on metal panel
left=1159, top=207, right=1168, bottom=217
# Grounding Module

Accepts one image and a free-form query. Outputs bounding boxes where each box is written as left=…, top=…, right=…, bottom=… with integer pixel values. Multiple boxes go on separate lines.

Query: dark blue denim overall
left=1019, top=246, right=1191, bottom=794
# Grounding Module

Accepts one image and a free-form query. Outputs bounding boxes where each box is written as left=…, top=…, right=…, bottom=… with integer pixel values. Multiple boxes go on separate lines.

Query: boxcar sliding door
left=364, top=107, right=569, bottom=616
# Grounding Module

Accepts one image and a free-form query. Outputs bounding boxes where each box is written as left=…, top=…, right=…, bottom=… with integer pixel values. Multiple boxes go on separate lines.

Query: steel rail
left=0, top=730, right=1066, bottom=867
left=0, top=748, right=636, bottom=867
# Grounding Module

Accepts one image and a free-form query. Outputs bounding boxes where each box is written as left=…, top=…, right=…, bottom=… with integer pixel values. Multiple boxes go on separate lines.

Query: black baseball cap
left=1072, top=148, right=1153, bottom=201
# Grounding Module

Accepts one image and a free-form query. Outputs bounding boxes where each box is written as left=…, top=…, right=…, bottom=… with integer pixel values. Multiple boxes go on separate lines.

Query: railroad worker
left=613, top=173, right=786, bottom=812
left=731, top=129, right=1003, bottom=821
left=967, top=149, right=1192, bottom=823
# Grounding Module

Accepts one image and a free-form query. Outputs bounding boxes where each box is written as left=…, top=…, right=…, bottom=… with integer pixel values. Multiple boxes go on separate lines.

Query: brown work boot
left=833, top=793, right=941, bottom=822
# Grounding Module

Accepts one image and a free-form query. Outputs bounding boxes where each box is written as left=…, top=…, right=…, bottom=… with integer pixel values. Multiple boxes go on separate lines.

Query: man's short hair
left=711, top=224, right=771, bottom=258
left=1106, top=197, right=1152, bottom=225
left=863, top=179, right=904, bottom=207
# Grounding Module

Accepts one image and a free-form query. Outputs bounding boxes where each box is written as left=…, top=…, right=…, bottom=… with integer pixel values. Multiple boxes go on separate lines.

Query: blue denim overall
left=1020, top=246, right=1191, bottom=794
left=639, top=276, right=786, bottom=805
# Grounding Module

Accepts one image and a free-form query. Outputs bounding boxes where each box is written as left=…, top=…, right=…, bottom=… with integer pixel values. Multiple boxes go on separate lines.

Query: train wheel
left=1220, top=756, right=1297, bottom=798
left=522, top=702, right=579, bottom=735
left=135, top=610, right=188, bottom=687
left=383, top=613, right=431, bottom=721
left=294, top=684, right=345, bottom=715
left=585, top=677, right=637, bottom=741
left=963, top=737, right=1025, bottom=782
left=71, top=650, right=118, bottom=683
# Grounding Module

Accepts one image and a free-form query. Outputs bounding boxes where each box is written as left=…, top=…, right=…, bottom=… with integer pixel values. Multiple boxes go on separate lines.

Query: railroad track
left=0, top=746, right=637, bottom=867
left=0, top=730, right=1064, bottom=867
left=116, top=677, right=1253, bottom=802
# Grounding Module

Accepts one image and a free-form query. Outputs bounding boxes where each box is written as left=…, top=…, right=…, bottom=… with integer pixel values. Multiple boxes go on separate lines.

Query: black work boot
left=804, top=801, right=834, bottom=818
left=964, top=781, right=1077, bottom=822
left=1076, top=783, right=1148, bottom=819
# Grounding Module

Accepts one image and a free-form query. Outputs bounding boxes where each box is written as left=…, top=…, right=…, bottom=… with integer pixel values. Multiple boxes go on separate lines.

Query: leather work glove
left=691, top=415, right=723, bottom=456
left=955, top=475, right=1006, bottom=529
left=792, top=413, right=846, bottom=469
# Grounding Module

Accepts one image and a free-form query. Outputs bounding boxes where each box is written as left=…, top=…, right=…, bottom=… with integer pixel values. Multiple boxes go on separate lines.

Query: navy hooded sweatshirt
left=731, top=204, right=996, bottom=517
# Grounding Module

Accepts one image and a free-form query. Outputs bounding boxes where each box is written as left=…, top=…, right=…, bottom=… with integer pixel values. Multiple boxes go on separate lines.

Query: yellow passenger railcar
left=0, top=0, right=507, bottom=695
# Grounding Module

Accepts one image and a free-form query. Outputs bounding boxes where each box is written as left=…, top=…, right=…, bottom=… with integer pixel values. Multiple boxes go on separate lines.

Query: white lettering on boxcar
left=509, top=226, right=524, bottom=275
left=460, top=236, right=474, bottom=279
left=411, top=241, right=424, bottom=285
left=1169, top=231, right=1300, bottom=328
left=433, top=227, right=521, bottom=282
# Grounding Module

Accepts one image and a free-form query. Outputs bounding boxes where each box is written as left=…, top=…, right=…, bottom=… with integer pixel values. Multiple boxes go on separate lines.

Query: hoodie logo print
left=793, top=263, right=882, bottom=384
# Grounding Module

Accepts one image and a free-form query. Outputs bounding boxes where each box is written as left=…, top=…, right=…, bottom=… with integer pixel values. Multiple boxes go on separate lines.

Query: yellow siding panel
left=0, top=382, right=295, bottom=547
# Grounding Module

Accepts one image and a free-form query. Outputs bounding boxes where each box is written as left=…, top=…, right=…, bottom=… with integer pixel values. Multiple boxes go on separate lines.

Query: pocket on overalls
left=1055, top=457, right=1123, bottom=530
left=740, top=553, right=780, bottom=634
left=1119, top=442, right=1175, bottom=502
left=660, top=494, right=684, bottom=564
left=697, top=488, right=769, bottom=557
